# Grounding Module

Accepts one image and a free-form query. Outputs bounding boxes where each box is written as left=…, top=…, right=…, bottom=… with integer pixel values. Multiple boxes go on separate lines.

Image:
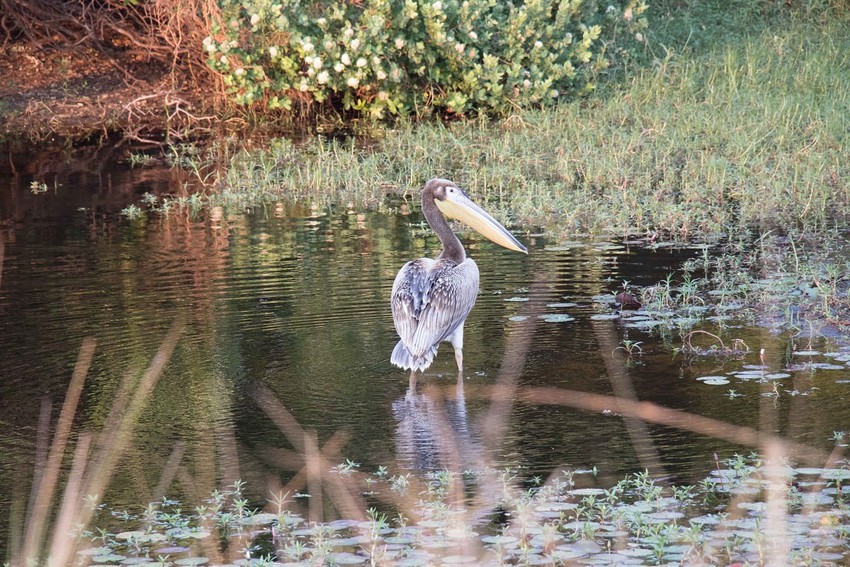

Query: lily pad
left=620, top=547, right=654, bottom=557
left=624, top=319, right=664, bottom=329
left=535, top=502, right=578, bottom=511
left=327, top=519, right=360, bottom=530
left=481, top=535, right=519, bottom=545
left=241, top=512, right=279, bottom=525
left=538, top=314, right=575, bottom=323
left=155, top=547, right=190, bottom=554
left=733, top=371, right=767, bottom=379
left=568, top=488, right=606, bottom=496
left=327, top=552, right=367, bottom=564
left=689, top=515, right=721, bottom=525
left=93, top=555, right=126, bottom=563
left=558, top=540, right=602, bottom=555
left=79, top=547, right=112, bottom=556
left=328, top=536, right=371, bottom=547
left=440, top=556, right=478, bottom=564
left=648, top=511, right=685, bottom=520
left=586, top=552, right=636, bottom=564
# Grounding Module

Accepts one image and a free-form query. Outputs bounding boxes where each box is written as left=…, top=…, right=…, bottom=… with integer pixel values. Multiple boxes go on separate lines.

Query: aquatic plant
left=76, top=454, right=850, bottom=565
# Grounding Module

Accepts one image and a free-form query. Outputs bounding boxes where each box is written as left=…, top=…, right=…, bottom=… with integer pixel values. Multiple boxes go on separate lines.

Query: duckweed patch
left=81, top=455, right=850, bottom=566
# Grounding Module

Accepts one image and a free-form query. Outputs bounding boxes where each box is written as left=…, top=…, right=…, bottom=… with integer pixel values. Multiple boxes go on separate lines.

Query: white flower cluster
left=210, top=0, right=647, bottom=115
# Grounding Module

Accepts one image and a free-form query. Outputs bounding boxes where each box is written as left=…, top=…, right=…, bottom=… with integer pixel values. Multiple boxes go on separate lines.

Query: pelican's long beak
left=436, top=191, right=528, bottom=254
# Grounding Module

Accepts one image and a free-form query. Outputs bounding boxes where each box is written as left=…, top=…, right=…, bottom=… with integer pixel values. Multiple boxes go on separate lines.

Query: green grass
left=192, top=10, right=849, bottom=243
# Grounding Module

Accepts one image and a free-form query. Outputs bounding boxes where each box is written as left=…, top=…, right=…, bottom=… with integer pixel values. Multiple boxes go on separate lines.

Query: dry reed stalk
left=253, top=386, right=368, bottom=522
left=763, top=439, right=790, bottom=566
left=465, top=276, right=547, bottom=534
left=47, top=432, right=93, bottom=567
left=474, top=386, right=830, bottom=464
left=593, top=319, right=667, bottom=478
left=23, top=397, right=52, bottom=542
left=20, top=337, right=96, bottom=562
left=152, top=440, right=187, bottom=502
left=11, top=321, right=185, bottom=566
left=77, top=319, right=185, bottom=523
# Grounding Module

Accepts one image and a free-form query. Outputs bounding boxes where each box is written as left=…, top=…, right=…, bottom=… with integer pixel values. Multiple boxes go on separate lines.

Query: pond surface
left=2, top=147, right=849, bottom=555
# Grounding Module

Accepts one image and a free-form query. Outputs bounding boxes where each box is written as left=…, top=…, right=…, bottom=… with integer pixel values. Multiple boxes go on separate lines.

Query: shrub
left=204, top=0, right=648, bottom=118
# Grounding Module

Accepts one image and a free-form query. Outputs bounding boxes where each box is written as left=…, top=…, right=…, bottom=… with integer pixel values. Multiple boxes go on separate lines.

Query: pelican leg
left=449, top=324, right=465, bottom=372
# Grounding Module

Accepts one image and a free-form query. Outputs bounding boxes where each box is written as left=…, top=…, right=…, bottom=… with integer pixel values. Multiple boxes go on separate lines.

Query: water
left=2, top=147, right=849, bottom=555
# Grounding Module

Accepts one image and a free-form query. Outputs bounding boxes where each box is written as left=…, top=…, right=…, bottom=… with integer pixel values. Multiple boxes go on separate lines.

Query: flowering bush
left=205, top=0, right=648, bottom=118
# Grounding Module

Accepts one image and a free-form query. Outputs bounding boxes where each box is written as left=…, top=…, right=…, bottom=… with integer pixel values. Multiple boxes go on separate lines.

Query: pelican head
left=424, top=178, right=527, bottom=254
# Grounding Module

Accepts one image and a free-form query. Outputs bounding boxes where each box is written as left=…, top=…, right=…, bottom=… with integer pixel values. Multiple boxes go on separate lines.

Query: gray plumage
left=391, top=257, right=479, bottom=371
left=390, top=178, right=526, bottom=373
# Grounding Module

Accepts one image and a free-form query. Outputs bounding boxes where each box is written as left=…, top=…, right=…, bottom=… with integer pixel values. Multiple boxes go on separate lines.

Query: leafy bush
left=205, top=0, right=647, bottom=118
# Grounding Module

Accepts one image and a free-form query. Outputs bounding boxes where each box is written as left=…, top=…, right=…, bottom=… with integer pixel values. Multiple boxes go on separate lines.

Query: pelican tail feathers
left=391, top=340, right=439, bottom=372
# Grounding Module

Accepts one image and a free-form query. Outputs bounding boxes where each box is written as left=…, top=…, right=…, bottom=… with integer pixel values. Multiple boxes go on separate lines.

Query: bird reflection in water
left=393, top=372, right=481, bottom=473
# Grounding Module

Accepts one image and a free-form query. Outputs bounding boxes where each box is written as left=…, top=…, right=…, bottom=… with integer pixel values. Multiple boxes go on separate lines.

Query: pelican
left=391, top=178, right=527, bottom=373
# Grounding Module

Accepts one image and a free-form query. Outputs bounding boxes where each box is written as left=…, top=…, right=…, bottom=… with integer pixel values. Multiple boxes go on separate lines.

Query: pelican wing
left=392, top=258, right=480, bottom=359
left=392, top=258, right=437, bottom=357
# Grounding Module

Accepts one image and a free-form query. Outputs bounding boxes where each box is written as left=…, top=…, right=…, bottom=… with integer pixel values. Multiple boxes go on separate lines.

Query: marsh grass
left=123, top=3, right=850, bottom=252
left=151, top=11, right=850, bottom=245
left=614, top=229, right=850, bottom=337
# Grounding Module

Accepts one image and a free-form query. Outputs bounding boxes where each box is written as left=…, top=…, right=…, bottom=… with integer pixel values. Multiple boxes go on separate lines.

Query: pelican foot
left=454, top=349, right=463, bottom=373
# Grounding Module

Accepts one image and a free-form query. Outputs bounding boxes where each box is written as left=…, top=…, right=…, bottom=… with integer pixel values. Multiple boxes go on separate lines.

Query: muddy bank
left=0, top=43, right=213, bottom=145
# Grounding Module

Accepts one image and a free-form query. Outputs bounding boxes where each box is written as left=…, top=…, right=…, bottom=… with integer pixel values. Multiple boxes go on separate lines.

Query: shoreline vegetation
left=113, top=3, right=849, bottom=338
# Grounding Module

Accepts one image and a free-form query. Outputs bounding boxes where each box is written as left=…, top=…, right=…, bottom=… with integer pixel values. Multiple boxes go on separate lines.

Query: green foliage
left=204, top=0, right=647, bottom=117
